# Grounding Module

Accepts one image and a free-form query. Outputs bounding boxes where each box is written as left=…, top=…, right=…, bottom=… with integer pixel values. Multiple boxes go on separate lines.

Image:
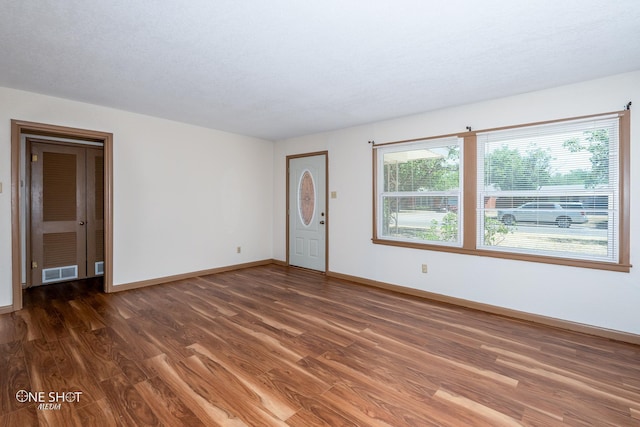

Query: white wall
left=2, top=72, right=638, bottom=334
left=0, top=87, right=274, bottom=306
left=273, top=71, right=640, bottom=335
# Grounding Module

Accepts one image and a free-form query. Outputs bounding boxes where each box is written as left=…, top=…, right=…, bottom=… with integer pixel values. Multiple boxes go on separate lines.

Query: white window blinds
left=377, top=137, right=463, bottom=246
left=476, top=114, right=620, bottom=262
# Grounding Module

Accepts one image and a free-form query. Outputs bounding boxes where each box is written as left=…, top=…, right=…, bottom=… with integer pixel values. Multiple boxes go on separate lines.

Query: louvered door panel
left=42, top=152, right=77, bottom=221
left=30, top=141, right=87, bottom=286
left=43, top=232, right=77, bottom=267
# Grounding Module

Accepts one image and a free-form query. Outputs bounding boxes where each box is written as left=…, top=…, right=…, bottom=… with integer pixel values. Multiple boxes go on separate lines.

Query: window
left=477, top=115, right=620, bottom=263
left=373, top=111, right=630, bottom=272
left=376, top=136, right=462, bottom=246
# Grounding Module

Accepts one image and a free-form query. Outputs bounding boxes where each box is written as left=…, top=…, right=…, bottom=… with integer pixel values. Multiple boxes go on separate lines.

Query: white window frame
left=375, top=136, right=463, bottom=247
left=371, top=110, right=630, bottom=272
left=476, top=115, right=620, bottom=263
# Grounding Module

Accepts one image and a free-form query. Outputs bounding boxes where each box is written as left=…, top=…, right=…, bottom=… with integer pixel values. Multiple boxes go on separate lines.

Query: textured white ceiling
left=1, top=1, right=639, bottom=141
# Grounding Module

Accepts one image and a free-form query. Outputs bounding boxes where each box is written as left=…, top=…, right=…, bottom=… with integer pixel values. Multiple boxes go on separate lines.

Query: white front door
left=288, top=154, right=326, bottom=271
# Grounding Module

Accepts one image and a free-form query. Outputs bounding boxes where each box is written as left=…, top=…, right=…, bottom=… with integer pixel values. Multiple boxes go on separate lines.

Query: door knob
left=79, top=221, right=85, bottom=225
left=319, top=220, right=325, bottom=225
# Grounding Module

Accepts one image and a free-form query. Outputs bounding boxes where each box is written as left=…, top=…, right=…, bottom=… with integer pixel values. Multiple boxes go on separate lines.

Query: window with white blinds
left=476, top=115, right=620, bottom=262
left=376, top=137, right=463, bottom=246
left=372, top=110, right=630, bottom=271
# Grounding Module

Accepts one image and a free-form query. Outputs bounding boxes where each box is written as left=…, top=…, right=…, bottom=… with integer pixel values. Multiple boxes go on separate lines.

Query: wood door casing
left=29, top=140, right=103, bottom=286
left=287, top=153, right=327, bottom=271
left=11, top=119, right=113, bottom=311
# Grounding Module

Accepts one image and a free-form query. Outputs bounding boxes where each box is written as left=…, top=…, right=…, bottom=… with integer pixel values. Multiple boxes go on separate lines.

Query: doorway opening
left=27, top=139, right=104, bottom=287
left=11, top=120, right=113, bottom=311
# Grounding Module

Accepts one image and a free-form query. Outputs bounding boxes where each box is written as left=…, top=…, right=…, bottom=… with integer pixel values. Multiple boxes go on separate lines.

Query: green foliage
left=482, top=128, right=610, bottom=191
left=420, top=221, right=440, bottom=241
left=418, top=213, right=511, bottom=245
left=419, top=212, right=458, bottom=242
left=384, top=146, right=460, bottom=192
left=562, top=129, right=610, bottom=188
left=484, top=145, right=552, bottom=191
left=549, top=169, right=589, bottom=186
left=484, top=216, right=513, bottom=246
left=439, top=212, right=459, bottom=241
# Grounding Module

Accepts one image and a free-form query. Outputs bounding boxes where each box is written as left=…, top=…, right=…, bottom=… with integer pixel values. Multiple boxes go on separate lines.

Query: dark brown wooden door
left=29, top=140, right=103, bottom=286
left=86, top=147, right=104, bottom=277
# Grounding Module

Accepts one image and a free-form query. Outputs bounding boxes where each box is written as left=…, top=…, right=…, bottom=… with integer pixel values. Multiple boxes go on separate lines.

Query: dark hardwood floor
left=1, top=265, right=639, bottom=426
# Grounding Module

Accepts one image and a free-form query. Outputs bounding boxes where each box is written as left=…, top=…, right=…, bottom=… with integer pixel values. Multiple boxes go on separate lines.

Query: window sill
left=371, top=238, right=631, bottom=273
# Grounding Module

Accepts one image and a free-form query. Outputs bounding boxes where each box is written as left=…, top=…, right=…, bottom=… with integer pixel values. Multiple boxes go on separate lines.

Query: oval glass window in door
left=298, top=170, right=315, bottom=226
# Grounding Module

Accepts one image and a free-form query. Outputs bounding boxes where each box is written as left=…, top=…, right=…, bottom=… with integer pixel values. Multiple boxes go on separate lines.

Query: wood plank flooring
left=1, top=264, right=639, bottom=426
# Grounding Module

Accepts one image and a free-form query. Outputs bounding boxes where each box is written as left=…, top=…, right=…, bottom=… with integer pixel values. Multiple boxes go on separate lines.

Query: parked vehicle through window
left=497, top=202, right=588, bottom=228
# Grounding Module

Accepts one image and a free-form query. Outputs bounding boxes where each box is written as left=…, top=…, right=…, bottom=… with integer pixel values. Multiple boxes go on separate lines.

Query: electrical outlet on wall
left=236, top=246, right=241, bottom=254
left=421, top=264, right=428, bottom=273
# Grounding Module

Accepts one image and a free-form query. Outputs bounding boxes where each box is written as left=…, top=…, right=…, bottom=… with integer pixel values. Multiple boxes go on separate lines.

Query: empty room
left=1, top=1, right=640, bottom=426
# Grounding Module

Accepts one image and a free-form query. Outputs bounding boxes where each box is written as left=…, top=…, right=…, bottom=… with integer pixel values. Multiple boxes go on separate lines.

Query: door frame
left=286, top=151, right=328, bottom=272
left=11, top=120, right=114, bottom=311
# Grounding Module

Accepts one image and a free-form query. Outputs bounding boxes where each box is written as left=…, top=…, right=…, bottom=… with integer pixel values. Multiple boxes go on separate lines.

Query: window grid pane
left=476, top=116, right=619, bottom=262
left=378, top=138, right=462, bottom=246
